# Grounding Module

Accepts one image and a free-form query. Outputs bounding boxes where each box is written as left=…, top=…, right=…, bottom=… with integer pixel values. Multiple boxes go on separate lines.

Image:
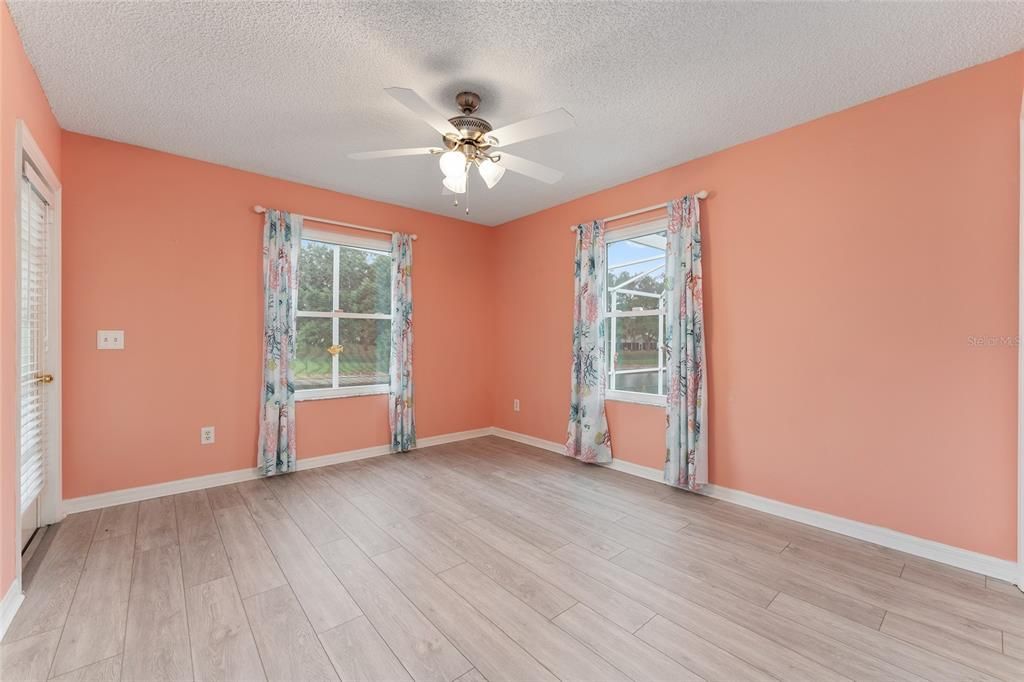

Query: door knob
left=36, top=373, right=54, bottom=384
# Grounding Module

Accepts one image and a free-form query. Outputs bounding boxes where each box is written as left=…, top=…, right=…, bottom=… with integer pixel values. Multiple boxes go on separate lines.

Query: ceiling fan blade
left=487, top=108, right=575, bottom=147
left=385, top=87, right=460, bottom=137
left=348, top=147, right=440, bottom=160
left=497, top=153, right=564, bottom=184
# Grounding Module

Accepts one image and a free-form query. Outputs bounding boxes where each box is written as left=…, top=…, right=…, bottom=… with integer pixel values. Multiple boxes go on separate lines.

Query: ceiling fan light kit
left=350, top=88, right=575, bottom=206
left=439, top=149, right=468, bottom=179
left=442, top=173, right=467, bottom=194
left=477, top=158, right=505, bottom=189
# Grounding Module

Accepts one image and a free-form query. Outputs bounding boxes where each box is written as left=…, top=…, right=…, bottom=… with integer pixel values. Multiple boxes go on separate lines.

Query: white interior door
left=18, top=161, right=56, bottom=550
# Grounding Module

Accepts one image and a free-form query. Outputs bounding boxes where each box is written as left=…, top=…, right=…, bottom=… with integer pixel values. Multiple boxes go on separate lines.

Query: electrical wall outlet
left=513, top=399, right=520, bottom=412
left=200, top=426, right=215, bottom=445
left=97, top=330, right=125, bottom=350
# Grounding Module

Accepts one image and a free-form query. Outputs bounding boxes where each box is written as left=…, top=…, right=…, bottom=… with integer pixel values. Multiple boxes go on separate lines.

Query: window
left=605, top=219, right=667, bottom=405
left=296, top=228, right=391, bottom=400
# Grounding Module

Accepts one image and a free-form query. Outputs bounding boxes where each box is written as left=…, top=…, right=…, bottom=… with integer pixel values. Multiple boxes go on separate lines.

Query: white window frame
left=605, top=217, right=668, bottom=407
left=295, top=227, right=392, bottom=401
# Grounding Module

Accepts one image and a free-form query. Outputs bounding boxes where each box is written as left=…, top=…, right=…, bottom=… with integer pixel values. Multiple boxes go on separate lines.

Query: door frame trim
left=12, top=120, right=62, bottom=589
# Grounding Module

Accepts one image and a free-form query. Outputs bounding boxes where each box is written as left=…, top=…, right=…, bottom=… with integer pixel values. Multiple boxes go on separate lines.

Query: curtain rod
left=568, top=190, right=709, bottom=232
left=253, top=205, right=417, bottom=240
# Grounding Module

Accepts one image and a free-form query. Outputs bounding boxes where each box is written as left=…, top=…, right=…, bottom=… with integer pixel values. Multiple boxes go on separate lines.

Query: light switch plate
left=97, top=330, right=124, bottom=350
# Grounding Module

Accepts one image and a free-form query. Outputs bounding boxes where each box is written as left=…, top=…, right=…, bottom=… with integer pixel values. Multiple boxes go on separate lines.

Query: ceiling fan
left=349, top=88, right=575, bottom=196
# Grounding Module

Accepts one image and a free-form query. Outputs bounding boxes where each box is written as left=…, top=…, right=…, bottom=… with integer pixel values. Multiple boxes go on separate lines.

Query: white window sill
left=606, top=390, right=666, bottom=407
left=296, top=384, right=389, bottom=401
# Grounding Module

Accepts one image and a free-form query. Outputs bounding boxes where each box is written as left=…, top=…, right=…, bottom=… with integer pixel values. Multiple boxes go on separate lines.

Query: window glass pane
left=298, top=239, right=335, bottom=312
left=607, top=230, right=666, bottom=312
left=611, top=314, right=661, bottom=395
left=338, top=319, right=390, bottom=387
left=338, top=245, right=390, bottom=315
left=615, top=315, right=660, bottom=369
left=614, top=370, right=659, bottom=394
left=295, top=317, right=333, bottom=390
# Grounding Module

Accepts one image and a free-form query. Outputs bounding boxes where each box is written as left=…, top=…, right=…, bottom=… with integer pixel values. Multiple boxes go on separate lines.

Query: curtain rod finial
left=253, top=205, right=267, bottom=214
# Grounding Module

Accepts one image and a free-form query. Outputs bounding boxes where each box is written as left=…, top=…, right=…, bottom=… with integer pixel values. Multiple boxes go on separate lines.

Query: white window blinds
left=20, top=165, right=52, bottom=513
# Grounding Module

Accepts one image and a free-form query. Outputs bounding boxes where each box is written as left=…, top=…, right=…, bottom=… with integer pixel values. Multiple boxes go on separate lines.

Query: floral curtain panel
left=664, top=196, right=708, bottom=489
left=566, top=221, right=613, bottom=464
left=259, top=209, right=301, bottom=475
left=389, top=233, right=416, bottom=452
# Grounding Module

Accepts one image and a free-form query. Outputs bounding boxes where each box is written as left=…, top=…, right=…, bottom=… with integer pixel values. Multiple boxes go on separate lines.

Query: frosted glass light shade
left=442, top=173, right=467, bottom=194
left=439, top=150, right=467, bottom=178
left=477, top=158, right=506, bottom=189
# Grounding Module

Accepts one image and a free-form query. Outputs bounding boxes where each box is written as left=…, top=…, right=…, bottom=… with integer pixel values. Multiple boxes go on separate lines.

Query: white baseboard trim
left=62, top=464, right=261, bottom=516
left=490, top=428, right=1023, bottom=585
left=61, top=427, right=493, bottom=516
left=700, top=482, right=1022, bottom=585
left=1, top=577, right=24, bottom=641
left=416, top=428, right=495, bottom=449
left=54, top=425, right=1024, bottom=585
left=489, top=427, right=563, bottom=454
left=602, top=457, right=666, bottom=483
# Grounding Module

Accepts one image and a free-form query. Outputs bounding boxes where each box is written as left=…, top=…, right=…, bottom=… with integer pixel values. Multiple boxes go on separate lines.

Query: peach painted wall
left=0, top=1, right=62, bottom=597
left=493, top=52, right=1023, bottom=561
left=61, top=132, right=494, bottom=500
left=2, top=17, right=1019, bottom=610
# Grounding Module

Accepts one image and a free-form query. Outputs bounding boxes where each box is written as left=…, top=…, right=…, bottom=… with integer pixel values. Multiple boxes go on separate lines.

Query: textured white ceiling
left=9, top=1, right=1023, bottom=225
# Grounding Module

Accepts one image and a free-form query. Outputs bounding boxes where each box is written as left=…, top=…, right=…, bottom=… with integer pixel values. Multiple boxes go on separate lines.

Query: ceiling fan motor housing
left=446, top=91, right=494, bottom=150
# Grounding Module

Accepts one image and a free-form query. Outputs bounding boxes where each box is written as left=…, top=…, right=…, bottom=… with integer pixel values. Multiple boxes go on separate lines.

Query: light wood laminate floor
left=3, top=436, right=1023, bottom=681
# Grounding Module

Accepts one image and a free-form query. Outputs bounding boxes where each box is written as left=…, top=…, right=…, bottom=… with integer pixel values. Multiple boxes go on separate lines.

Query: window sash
left=296, top=231, right=392, bottom=397
left=606, top=311, right=666, bottom=396
left=605, top=219, right=668, bottom=398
